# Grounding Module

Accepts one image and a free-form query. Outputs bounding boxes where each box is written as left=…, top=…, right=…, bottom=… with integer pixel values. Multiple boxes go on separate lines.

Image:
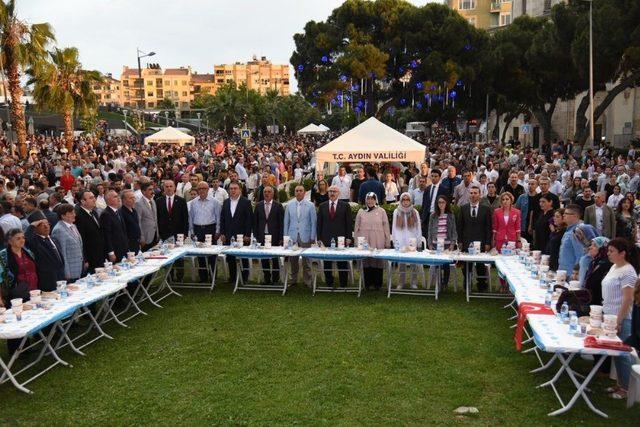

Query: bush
left=277, top=189, right=289, bottom=203
left=302, top=178, right=315, bottom=191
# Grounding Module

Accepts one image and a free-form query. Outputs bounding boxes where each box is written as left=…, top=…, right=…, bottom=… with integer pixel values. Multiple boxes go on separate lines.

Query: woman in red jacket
left=59, top=166, right=75, bottom=193
left=493, top=192, right=522, bottom=292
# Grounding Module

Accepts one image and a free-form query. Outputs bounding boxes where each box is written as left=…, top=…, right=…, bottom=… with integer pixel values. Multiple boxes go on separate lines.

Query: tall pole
left=485, top=93, right=489, bottom=143
left=137, top=48, right=143, bottom=110
left=588, top=0, right=595, bottom=145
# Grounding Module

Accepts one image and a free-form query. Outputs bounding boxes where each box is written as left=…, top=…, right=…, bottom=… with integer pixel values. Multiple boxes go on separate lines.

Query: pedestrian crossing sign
left=241, top=129, right=251, bottom=139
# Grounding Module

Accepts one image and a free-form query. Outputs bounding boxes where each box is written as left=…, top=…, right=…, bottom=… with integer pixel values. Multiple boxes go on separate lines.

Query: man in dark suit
left=156, top=180, right=189, bottom=241
left=317, top=185, right=353, bottom=287
left=100, top=189, right=129, bottom=263
left=457, top=185, right=493, bottom=292
left=156, top=180, right=189, bottom=281
left=74, top=190, right=105, bottom=273
left=420, top=168, right=449, bottom=238
left=253, top=185, right=284, bottom=285
left=120, top=189, right=141, bottom=253
left=25, top=210, right=65, bottom=292
left=220, top=181, right=253, bottom=283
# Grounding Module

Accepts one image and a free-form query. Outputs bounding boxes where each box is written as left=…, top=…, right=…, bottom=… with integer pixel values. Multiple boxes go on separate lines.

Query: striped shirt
left=601, top=263, right=637, bottom=319
left=437, top=214, right=448, bottom=242
left=188, top=197, right=222, bottom=234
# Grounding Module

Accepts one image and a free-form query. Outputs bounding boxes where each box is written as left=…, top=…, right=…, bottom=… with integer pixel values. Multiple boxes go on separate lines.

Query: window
left=182, top=91, right=187, bottom=96
left=165, top=80, right=170, bottom=86
left=500, top=12, right=512, bottom=26
left=147, top=92, right=154, bottom=97
left=458, top=0, right=475, bottom=10
left=174, top=80, right=178, bottom=85
left=181, top=80, right=187, bottom=86
left=146, top=80, right=153, bottom=86
left=147, top=102, right=155, bottom=108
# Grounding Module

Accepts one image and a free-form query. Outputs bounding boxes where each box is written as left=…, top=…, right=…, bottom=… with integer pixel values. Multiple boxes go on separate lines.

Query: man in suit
left=25, top=210, right=65, bottom=292
left=136, top=181, right=159, bottom=252
left=420, top=168, right=448, bottom=238
left=120, top=189, right=141, bottom=253
left=457, top=185, right=493, bottom=292
left=284, top=184, right=317, bottom=287
left=51, top=203, right=85, bottom=282
left=156, top=180, right=189, bottom=281
left=100, top=189, right=129, bottom=263
left=156, top=180, right=189, bottom=241
left=75, top=190, right=105, bottom=273
left=220, top=181, right=253, bottom=283
left=253, top=185, right=284, bottom=285
left=584, top=191, right=616, bottom=239
left=317, top=185, right=353, bottom=287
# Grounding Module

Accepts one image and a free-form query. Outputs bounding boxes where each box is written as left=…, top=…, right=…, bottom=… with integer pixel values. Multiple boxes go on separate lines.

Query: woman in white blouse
left=384, top=172, right=400, bottom=203
left=601, top=237, right=637, bottom=399
left=391, top=192, right=422, bottom=289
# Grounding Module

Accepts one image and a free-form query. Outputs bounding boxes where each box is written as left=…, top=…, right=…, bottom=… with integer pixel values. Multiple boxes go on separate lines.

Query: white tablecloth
left=371, top=249, right=453, bottom=265
left=300, top=247, right=371, bottom=261
left=222, top=246, right=304, bottom=259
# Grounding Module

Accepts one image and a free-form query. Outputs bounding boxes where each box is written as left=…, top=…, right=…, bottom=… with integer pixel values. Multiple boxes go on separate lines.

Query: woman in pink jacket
left=493, top=192, right=521, bottom=292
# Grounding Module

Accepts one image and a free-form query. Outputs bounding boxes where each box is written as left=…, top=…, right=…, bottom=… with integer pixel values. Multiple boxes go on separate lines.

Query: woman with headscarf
left=354, top=192, right=390, bottom=290
left=583, top=236, right=612, bottom=305
left=392, top=192, right=422, bottom=289
left=573, top=222, right=600, bottom=285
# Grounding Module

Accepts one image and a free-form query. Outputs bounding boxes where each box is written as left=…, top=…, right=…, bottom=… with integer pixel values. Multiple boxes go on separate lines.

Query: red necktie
left=168, top=197, right=173, bottom=215
left=330, top=202, right=336, bottom=219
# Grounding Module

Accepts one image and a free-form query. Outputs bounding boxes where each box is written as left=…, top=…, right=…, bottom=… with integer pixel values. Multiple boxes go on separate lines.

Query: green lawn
left=1, top=273, right=638, bottom=425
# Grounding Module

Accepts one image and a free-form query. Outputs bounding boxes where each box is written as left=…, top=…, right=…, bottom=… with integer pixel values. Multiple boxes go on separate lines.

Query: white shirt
left=594, top=205, right=604, bottom=233
left=229, top=197, right=239, bottom=217
left=0, top=213, right=23, bottom=234
left=486, top=169, right=499, bottom=183
left=601, top=263, right=637, bottom=319
left=208, top=187, right=229, bottom=205
left=331, top=174, right=352, bottom=200
left=235, top=163, right=249, bottom=181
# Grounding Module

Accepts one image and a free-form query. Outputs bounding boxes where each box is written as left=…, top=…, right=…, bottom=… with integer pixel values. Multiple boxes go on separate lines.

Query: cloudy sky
left=17, top=0, right=434, bottom=92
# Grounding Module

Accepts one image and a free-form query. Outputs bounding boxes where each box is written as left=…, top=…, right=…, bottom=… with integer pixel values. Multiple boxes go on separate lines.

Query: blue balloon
left=416, top=82, right=423, bottom=90
left=339, top=75, right=347, bottom=82
left=321, top=56, right=328, bottom=63
left=354, top=106, right=361, bottom=113
left=450, top=90, right=457, bottom=98
left=410, top=60, right=418, bottom=69
left=416, top=102, right=423, bottom=109
left=398, top=67, right=404, bottom=74
left=400, top=98, right=407, bottom=105
left=297, top=64, right=304, bottom=72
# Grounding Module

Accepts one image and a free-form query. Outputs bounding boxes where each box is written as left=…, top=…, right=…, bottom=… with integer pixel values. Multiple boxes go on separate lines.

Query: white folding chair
left=627, top=355, right=640, bottom=408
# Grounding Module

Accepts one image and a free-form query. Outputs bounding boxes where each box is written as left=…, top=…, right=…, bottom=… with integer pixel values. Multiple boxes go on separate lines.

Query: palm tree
left=206, top=82, right=248, bottom=135
left=28, top=47, right=103, bottom=150
left=0, top=0, right=54, bottom=156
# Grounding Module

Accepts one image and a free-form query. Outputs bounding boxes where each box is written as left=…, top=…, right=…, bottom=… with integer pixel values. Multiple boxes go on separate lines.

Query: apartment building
left=448, top=0, right=513, bottom=29
left=93, top=74, right=121, bottom=107
left=214, top=56, right=290, bottom=96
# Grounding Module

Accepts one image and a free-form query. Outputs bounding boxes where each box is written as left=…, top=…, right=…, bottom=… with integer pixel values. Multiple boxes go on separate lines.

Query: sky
left=17, top=0, right=436, bottom=92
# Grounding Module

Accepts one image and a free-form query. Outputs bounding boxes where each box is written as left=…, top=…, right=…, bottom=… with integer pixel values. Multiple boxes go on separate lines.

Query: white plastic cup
left=283, top=236, right=290, bottom=247
left=590, top=305, right=603, bottom=314
left=204, top=234, right=212, bottom=245
left=532, top=250, right=541, bottom=260
left=11, top=298, right=23, bottom=320
left=568, top=280, right=580, bottom=290
left=29, top=289, right=41, bottom=298
left=264, top=234, right=272, bottom=249
left=555, top=270, right=567, bottom=281
left=603, top=314, right=617, bottom=325
left=236, top=234, right=244, bottom=247
left=357, top=236, right=365, bottom=250
left=473, top=241, right=481, bottom=251
left=337, top=236, right=345, bottom=248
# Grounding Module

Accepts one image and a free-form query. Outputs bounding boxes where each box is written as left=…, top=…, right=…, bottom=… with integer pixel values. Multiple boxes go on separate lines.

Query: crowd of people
left=0, top=127, right=639, bottom=400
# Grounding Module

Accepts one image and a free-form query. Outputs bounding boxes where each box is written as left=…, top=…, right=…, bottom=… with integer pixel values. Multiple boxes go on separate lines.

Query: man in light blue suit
left=284, top=185, right=317, bottom=287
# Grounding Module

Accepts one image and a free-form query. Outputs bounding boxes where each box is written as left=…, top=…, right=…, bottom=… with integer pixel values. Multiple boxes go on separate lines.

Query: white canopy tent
left=315, top=117, right=426, bottom=171
left=318, top=124, right=330, bottom=131
left=297, top=123, right=326, bottom=135
left=144, top=126, right=195, bottom=145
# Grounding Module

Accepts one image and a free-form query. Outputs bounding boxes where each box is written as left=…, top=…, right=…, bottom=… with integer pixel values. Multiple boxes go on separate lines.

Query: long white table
left=0, top=245, right=632, bottom=419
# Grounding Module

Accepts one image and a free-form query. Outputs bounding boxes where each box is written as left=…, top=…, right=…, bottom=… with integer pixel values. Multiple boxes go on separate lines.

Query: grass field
left=1, top=274, right=638, bottom=426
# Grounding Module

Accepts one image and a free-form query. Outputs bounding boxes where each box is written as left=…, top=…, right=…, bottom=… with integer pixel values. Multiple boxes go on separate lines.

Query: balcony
left=490, top=1, right=501, bottom=12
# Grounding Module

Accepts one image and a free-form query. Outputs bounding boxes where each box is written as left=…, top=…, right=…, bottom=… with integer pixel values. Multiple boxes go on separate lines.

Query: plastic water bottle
left=569, top=311, right=578, bottom=333
left=86, top=273, right=94, bottom=289
left=436, top=241, right=444, bottom=255
left=544, top=289, right=552, bottom=307
left=330, top=238, right=336, bottom=249
left=230, top=236, right=236, bottom=248
left=395, top=240, right=400, bottom=252
left=363, top=239, right=369, bottom=251
left=468, top=243, right=475, bottom=255
left=501, top=243, right=507, bottom=255
left=137, top=252, right=145, bottom=264
left=560, top=301, right=569, bottom=321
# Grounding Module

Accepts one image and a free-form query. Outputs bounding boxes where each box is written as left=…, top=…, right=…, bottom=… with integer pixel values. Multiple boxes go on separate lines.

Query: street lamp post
left=197, top=112, right=201, bottom=134
left=581, top=0, right=595, bottom=146
left=122, top=109, right=128, bottom=134
left=136, top=48, right=156, bottom=109
left=164, top=110, right=169, bottom=126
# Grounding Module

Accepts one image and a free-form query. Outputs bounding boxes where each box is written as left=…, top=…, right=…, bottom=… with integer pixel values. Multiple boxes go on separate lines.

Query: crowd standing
left=0, top=127, right=639, bottom=399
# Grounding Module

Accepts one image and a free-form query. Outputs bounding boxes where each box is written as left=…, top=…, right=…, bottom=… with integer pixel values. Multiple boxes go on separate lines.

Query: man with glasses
left=317, top=185, right=353, bottom=287
left=558, top=205, right=586, bottom=274
left=189, top=181, right=221, bottom=283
